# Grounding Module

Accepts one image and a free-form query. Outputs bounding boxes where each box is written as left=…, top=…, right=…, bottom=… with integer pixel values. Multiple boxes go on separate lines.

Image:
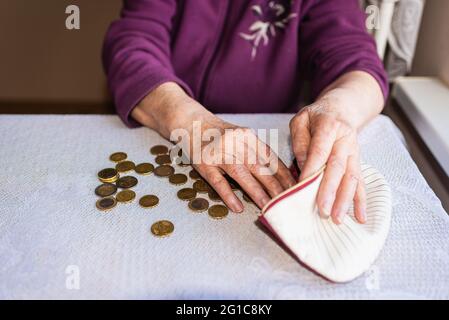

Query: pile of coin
left=95, top=145, right=256, bottom=238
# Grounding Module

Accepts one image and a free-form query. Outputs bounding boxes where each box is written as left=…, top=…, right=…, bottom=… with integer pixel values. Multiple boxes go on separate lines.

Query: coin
left=193, top=180, right=210, bottom=193
left=155, top=154, right=172, bottom=165
left=150, top=145, right=169, bottom=155
left=116, top=176, right=138, bottom=189
left=188, top=198, right=209, bottom=212
left=188, top=169, right=201, bottom=180
left=109, top=152, right=127, bottom=162
left=139, top=195, right=159, bottom=208
left=135, top=163, right=154, bottom=175
left=177, top=188, right=197, bottom=201
left=116, top=190, right=136, bottom=203
left=208, top=205, right=229, bottom=219
left=151, top=220, right=174, bottom=237
left=98, top=168, right=119, bottom=183
left=94, top=183, right=117, bottom=197
left=96, top=197, right=117, bottom=211
left=169, top=173, right=188, bottom=185
left=208, top=189, right=222, bottom=202
left=154, top=165, right=175, bottom=177
left=115, top=160, right=135, bottom=173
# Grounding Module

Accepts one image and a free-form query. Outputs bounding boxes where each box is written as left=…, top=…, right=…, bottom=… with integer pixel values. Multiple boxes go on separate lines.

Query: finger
left=225, top=165, right=271, bottom=209
left=290, top=113, right=311, bottom=170
left=316, top=137, right=351, bottom=218
left=331, top=155, right=360, bottom=224
left=300, top=120, right=338, bottom=181
left=248, top=163, right=284, bottom=197
left=256, top=142, right=296, bottom=189
left=200, top=166, right=243, bottom=213
left=274, top=158, right=296, bottom=189
left=354, top=175, right=367, bottom=224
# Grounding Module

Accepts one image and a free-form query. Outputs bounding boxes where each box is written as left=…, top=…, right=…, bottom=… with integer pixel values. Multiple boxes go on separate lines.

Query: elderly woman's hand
left=132, top=82, right=296, bottom=212
left=289, top=71, right=385, bottom=225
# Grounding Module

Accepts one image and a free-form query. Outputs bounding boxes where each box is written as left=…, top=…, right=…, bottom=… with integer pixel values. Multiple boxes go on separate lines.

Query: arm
left=102, top=0, right=193, bottom=127
left=291, top=0, right=388, bottom=224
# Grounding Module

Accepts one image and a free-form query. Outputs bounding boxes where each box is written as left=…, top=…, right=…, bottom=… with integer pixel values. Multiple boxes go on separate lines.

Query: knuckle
left=310, top=144, right=328, bottom=160
left=327, top=155, right=346, bottom=172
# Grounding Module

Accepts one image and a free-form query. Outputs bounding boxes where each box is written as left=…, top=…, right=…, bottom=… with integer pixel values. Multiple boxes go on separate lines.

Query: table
left=0, top=114, right=448, bottom=299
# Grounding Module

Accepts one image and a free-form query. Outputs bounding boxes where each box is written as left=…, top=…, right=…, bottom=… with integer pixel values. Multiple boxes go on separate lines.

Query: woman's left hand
left=289, top=71, right=385, bottom=225
left=290, top=97, right=366, bottom=224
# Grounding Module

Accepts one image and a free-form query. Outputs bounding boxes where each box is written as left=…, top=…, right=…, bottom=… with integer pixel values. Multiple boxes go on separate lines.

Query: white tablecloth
left=0, top=114, right=448, bottom=299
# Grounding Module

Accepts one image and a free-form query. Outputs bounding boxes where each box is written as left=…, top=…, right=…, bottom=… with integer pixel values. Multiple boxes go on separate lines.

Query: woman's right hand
left=132, top=82, right=295, bottom=212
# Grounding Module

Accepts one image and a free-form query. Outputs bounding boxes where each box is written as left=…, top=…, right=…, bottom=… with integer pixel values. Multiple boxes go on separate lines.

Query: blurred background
left=0, top=0, right=448, bottom=209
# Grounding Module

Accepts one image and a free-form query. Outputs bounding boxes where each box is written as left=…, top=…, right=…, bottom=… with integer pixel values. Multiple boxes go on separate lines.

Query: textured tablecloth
left=0, top=114, right=448, bottom=300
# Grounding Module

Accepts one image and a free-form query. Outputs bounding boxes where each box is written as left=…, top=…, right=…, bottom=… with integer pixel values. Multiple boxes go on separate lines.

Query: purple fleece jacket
left=103, top=0, right=388, bottom=127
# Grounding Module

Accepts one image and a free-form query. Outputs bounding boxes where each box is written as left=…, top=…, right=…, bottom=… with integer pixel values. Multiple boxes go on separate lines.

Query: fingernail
left=260, top=197, right=270, bottom=208
left=360, top=209, right=367, bottom=223
left=320, top=199, right=332, bottom=218
left=231, top=198, right=243, bottom=213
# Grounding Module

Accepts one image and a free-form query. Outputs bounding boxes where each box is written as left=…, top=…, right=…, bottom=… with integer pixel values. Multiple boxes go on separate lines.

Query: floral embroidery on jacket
left=240, top=0, right=297, bottom=59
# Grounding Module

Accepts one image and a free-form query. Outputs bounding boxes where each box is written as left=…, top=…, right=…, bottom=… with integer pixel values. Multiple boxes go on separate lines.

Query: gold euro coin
left=116, top=176, right=138, bottom=189
left=193, top=180, right=210, bottom=193
left=116, top=190, right=136, bottom=203
left=109, top=152, right=127, bottom=163
left=115, top=160, right=135, bottom=173
left=155, top=154, right=172, bottom=165
left=96, top=197, right=117, bottom=211
left=188, top=198, right=209, bottom=212
left=208, top=189, right=222, bottom=202
left=135, top=163, right=154, bottom=175
left=98, top=168, right=119, bottom=183
left=169, top=173, right=188, bottom=185
left=189, top=169, right=201, bottom=180
left=154, top=165, right=175, bottom=177
left=139, top=195, right=159, bottom=208
left=151, top=220, right=174, bottom=237
left=177, top=188, right=197, bottom=201
left=95, top=183, right=117, bottom=197
left=208, top=205, right=229, bottom=219
left=150, top=145, right=169, bottom=155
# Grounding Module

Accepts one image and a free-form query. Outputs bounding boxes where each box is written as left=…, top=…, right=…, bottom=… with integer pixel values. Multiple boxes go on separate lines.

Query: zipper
left=198, top=0, right=231, bottom=103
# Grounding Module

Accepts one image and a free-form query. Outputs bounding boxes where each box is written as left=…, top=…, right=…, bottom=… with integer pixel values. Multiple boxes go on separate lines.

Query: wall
left=0, top=0, right=121, bottom=104
left=411, top=0, right=449, bottom=85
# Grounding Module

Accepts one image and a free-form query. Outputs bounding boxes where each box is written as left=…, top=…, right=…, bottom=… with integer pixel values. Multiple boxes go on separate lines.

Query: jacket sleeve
left=102, top=0, right=193, bottom=127
left=298, top=0, right=389, bottom=101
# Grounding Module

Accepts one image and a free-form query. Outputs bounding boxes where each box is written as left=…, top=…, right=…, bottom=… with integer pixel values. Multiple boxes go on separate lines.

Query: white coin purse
left=259, top=164, right=392, bottom=283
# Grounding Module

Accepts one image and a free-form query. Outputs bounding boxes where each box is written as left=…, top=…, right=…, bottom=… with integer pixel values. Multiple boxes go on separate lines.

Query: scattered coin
left=96, top=197, right=117, bottom=211
left=135, top=163, right=154, bottom=175
left=139, top=195, right=159, bottom=208
left=150, top=145, right=169, bottom=155
left=208, top=205, right=229, bottom=219
left=193, top=180, right=210, bottom=193
left=154, top=165, right=175, bottom=177
left=116, top=190, right=136, bottom=203
left=188, top=198, right=209, bottom=212
left=151, top=220, right=174, bottom=237
left=208, top=189, right=222, bottom=202
left=95, top=183, right=117, bottom=197
left=98, top=168, right=119, bottom=183
left=115, top=160, right=135, bottom=173
left=116, top=176, right=138, bottom=189
left=155, top=154, right=172, bottom=165
left=189, top=169, right=201, bottom=180
left=177, top=188, right=197, bottom=201
left=109, top=152, right=127, bottom=163
left=169, top=173, right=188, bottom=185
